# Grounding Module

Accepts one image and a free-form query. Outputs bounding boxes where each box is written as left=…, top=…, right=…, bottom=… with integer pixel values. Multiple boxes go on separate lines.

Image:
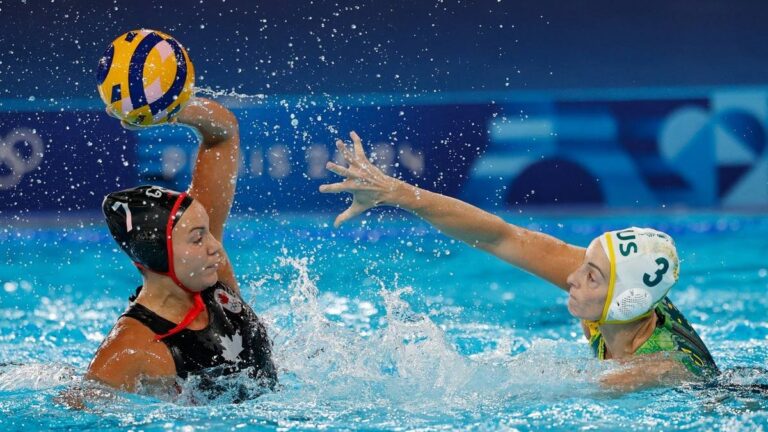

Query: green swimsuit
left=588, top=297, right=719, bottom=377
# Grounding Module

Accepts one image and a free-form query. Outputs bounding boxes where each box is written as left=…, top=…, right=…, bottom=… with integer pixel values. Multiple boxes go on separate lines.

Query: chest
left=163, top=289, right=265, bottom=373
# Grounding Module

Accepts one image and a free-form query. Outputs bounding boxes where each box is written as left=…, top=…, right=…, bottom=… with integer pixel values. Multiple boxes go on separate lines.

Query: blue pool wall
left=2, top=87, right=768, bottom=214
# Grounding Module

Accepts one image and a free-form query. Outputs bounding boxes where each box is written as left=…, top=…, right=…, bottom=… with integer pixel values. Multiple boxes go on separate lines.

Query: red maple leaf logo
left=218, top=292, right=229, bottom=304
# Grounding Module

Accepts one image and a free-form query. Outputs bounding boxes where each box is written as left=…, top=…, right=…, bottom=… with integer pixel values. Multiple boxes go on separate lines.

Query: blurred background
left=2, top=0, right=768, bottom=216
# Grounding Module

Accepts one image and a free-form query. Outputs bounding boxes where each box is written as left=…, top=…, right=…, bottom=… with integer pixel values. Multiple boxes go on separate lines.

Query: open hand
left=319, top=132, right=400, bottom=227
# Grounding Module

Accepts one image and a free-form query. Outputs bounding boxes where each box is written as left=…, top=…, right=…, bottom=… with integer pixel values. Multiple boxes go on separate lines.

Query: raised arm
left=319, top=132, right=584, bottom=290
left=176, top=98, right=240, bottom=291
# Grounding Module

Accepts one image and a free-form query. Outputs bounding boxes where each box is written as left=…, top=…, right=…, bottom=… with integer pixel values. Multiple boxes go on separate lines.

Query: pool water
left=1, top=211, right=767, bottom=431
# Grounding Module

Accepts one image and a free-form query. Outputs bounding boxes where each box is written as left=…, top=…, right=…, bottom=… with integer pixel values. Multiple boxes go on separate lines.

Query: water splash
left=0, top=254, right=765, bottom=430
left=194, top=86, right=267, bottom=101
left=244, top=255, right=609, bottom=423
left=0, top=363, right=77, bottom=391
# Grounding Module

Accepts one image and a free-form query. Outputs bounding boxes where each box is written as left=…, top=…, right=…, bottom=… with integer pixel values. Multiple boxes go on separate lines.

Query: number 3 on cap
left=643, top=257, right=669, bottom=287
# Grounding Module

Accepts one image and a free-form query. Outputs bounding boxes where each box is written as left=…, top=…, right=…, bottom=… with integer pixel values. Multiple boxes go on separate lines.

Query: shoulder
left=638, top=324, right=715, bottom=377
left=85, top=316, right=176, bottom=391
left=656, top=297, right=692, bottom=329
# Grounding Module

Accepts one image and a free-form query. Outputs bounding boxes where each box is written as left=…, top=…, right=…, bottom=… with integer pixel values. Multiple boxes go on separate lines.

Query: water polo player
left=320, top=132, right=718, bottom=390
left=85, top=98, right=276, bottom=396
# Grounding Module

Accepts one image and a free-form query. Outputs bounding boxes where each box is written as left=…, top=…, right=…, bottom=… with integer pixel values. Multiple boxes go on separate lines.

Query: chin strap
left=133, top=192, right=208, bottom=341
left=585, top=308, right=655, bottom=333
left=133, top=262, right=207, bottom=341
left=153, top=292, right=205, bottom=340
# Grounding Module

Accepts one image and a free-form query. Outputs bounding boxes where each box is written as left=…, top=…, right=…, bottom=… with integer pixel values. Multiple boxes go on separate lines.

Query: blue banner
left=0, top=111, right=137, bottom=214
left=2, top=88, right=768, bottom=213
left=134, top=103, right=493, bottom=212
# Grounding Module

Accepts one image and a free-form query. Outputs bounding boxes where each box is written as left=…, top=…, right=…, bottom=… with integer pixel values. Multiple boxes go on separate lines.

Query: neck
left=135, top=271, right=197, bottom=320
left=598, top=312, right=658, bottom=359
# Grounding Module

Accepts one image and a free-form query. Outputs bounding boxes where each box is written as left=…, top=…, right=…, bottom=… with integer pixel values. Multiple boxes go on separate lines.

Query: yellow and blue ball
left=96, top=29, right=195, bottom=126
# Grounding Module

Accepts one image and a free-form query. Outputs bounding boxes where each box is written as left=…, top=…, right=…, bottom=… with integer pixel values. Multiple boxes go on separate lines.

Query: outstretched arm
left=176, top=98, right=240, bottom=292
left=319, top=132, right=584, bottom=290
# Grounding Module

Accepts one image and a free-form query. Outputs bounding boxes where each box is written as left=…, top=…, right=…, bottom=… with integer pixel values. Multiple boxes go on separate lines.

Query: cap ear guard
left=596, top=227, right=679, bottom=324
left=611, top=288, right=653, bottom=321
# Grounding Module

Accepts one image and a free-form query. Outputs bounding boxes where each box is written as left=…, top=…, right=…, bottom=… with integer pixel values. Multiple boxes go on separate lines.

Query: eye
left=587, top=272, right=595, bottom=282
left=193, top=234, right=204, bottom=244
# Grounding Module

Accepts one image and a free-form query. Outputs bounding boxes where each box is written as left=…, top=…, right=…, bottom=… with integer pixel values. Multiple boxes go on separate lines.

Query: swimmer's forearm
left=177, top=98, right=239, bottom=145
left=323, top=133, right=583, bottom=289
left=381, top=180, right=583, bottom=290
left=384, top=181, right=510, bottom=248
left=184, top=98, right=240, bottom=245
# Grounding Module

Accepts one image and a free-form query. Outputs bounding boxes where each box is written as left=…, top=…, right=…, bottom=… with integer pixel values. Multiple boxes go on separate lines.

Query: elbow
left=216, top=109, right=239, bottom=141
left=476, top=216, right=515, bottom=252
left=204, top=110, right=239, bottom=146
left=223, top=110, right=239, bottom=137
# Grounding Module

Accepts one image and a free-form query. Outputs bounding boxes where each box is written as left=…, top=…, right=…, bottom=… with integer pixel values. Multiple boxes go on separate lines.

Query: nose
left=207, top=234, right=222, bottom=256
left=566, top=270, right=577, bottom=291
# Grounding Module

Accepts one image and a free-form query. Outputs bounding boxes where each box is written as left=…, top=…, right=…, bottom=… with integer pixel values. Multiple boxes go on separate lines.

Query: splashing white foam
left=194, top=86, right=267, bottom=101
left=242, top=255, right=609, bottom=416
left=0, top=363, right=77, bottom=390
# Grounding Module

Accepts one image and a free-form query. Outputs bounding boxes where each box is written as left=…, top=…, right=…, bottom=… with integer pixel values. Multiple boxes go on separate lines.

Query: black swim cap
left=102, top=185, right=195, bottom=273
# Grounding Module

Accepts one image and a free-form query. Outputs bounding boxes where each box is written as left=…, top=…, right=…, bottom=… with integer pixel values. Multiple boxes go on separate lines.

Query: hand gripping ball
left=96, top=29, right=195, bottom=126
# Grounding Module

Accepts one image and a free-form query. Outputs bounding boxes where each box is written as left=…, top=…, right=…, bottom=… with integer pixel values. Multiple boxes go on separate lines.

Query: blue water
left=1, top=212, right=767, bottom=430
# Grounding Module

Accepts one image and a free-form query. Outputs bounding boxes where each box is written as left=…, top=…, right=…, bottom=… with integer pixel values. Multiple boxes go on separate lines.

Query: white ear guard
left=597, top=227, right=679, bottom=324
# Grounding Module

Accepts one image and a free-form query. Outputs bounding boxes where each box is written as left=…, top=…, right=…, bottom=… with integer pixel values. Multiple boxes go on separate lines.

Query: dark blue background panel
left=0, top=111, right=138, bottom=215
left=3, top=1, right=768, bottom=100
left=2, top=87, right=768, bottom=213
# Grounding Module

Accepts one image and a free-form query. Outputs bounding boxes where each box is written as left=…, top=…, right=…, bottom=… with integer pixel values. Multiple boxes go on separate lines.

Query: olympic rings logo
left=0, top=128, right=44, bottom=190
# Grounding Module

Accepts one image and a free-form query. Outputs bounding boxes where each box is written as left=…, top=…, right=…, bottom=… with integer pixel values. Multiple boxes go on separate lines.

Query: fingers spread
left=326, top=161, right=352, bottom=178
left=336, top=139, right=356, bottom=165
left=319, top=181, right=351, bottom=194
left=334, top=204, right=366, bottom=228
left=350, top=131, right=366, bottom=159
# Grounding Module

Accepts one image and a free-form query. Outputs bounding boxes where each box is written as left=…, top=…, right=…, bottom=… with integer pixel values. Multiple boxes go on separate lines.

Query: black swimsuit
left=122, top=282, right=277, bottom=391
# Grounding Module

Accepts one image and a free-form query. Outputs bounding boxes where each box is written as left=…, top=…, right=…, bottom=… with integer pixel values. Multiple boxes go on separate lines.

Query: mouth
left=566, top=294, right=577, bottom=308
left=203, top=262, right=220, bottom=271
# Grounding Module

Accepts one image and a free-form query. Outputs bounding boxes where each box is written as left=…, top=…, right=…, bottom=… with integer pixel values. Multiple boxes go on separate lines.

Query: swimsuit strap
left=121, top=302, right=176, bottom=335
